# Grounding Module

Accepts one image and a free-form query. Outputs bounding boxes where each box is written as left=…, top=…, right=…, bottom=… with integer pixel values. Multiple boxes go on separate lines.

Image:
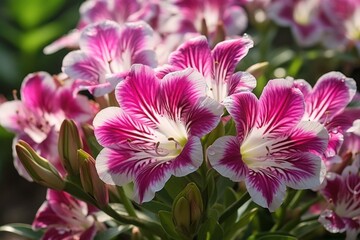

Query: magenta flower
left=33, top=189, right=103, bottom=240
left=94, top=64, right=223, bottom=203
left=169, top=0, right=248, bottom=38
left=62, top=20, right=156, bottom=97
left=268, top=0, right=328, bottom=46
left=319, top=159, right=360, bottom=240
left=158, top=36, right=255, bottom=103
left=293, top=72, right=357, bottom=166
left=207, top=79, right=328, bottom=211
left=0, top=72, right=95, bottom=180
left=44, top=0, right=158, bottom=54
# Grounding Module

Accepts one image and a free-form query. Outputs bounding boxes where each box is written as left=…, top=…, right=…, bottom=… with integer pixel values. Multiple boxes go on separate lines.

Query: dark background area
left=0, top=1, right=82, bottom=239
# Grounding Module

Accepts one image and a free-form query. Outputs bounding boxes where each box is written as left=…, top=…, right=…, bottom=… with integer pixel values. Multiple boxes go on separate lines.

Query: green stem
left=288, top=190, right=306, bottom=209
left=219, top=191, right=251, bottom=224
left=116, top=186, right=137, bottom=218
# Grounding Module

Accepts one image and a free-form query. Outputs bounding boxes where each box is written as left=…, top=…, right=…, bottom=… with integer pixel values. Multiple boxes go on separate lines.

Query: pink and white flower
left=44, top=0, right=159, bottom=54
left=207, top=79, right=328, bottom=211
left=167, top=0, right=248, bottom=39
left=293, top=72, right=357, bottom=167
left=158, top=36, right=255, bottom=103
left=94, top=64, right=223, bottom=203
left=62, top=20, right=156, bottom=97
left=0, top=72, right=96, bottom=180
left=33, top=189, right=103, bottom=240
left=319, top=159, right=360, bottom=240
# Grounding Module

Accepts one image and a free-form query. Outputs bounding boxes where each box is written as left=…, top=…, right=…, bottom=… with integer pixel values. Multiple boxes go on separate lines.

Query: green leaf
left=141, top=200, right=172, bottom=214
left=290, top=220, right=321, bottom=238
left=224, top=208, right=258, bottom=240
left=0, top=223, right=43, bottom=239
left=197, top=218, right=223, bottom=240
left=7, top=0, right=66, bottom=29
left=249, top=232, right=297, bottom=240
left=158, top=211, right=181, bottom=239
left=94, top=226, right=130, bottom=240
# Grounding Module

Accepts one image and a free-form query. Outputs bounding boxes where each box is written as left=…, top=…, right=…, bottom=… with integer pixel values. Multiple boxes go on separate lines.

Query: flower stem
left=116, top=186, right=137, bottom=218
left=219, top=191, right=250, bottom=224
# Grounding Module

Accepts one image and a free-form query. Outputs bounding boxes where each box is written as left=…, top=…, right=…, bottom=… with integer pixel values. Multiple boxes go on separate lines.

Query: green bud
left=172, top=183, right=203, bottom=237
left=78, top=149, right=109, bottom=207
left=58, top=119, right=83, bottom=175
left=16, top=140, right=64, bottom=190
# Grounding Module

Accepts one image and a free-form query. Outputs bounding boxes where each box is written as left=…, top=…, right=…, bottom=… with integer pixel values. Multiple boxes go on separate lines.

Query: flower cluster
left=0, top=0, right=359, bottom=240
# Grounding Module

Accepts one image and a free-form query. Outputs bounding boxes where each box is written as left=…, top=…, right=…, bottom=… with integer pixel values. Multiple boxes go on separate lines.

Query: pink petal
left=115, top=64, right=160, bottom=127
left=224, top=92, right=259, bottom=140
left=168, top=36, right=212, bottom=79
left=93, top=107, right=156, bottom=148
left=211, top=37, right=253, bottom=88
left=304, top=71, right=357, bottom=123
left=33, top=202, right=66, bottom=229
left=319, top=209, right=346, bottom=233
left=0, top=100, right=25, bottom=133
left=43, top=30, right=81, bottom=54
left=245, top=169, right=287, bottom=211
left=21, top=72, right=58, bottom=112
left=79, top=20, right=122, bottom=62
left=227, top=71, right=257, bottom=95
left=223, top=6, right=248, bottom=35
left=257, top=79, right=305, bottom=135
left=293, top=79, right=312, bottom=99
left=207, top=136, right=248, bottom=181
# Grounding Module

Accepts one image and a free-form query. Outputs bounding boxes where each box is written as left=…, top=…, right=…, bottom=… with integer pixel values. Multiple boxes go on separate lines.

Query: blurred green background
left=0, top=0, right=81, bottom=238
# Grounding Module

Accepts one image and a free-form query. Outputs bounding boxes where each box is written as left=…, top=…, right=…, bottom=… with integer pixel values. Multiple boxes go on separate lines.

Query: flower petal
left=93, top=106, right=156, bottom=148
left=208, top=136, right=248, bottom=182
left=116, top=64, right=160, bottom=127
left=211, top=37, right=253, bottom=88
left=227, top=71, right=257, bottom=95
left=258, top=79, right=305, bottom=135
left=224, top=92, right=259, bottom=140
left=168, top=36, right=212, bottom=79
left=304, top=71, right=357, bottom=123
left=245, top=169, right=286, bottom=212
left=319, top=209, right=347, bottom=233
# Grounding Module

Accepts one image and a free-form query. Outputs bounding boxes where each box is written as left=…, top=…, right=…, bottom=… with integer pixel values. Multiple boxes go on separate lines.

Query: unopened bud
left=213, top=21, right=226, bottom=45
left=16, top=140, right=64, bottom=190
left=58, top=119, right=83, bottom=175
left=78, top=149, right=108, bottom=207
left=172, top=183, right=203, bottom=236
left=246, top=62, right=269, bottom=79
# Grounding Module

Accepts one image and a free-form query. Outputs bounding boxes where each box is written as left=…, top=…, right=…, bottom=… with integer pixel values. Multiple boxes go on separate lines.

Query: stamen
left=12, top=90, right=18, bottom=100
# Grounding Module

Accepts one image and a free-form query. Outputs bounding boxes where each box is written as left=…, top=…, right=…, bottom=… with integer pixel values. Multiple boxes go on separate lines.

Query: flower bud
left=16, top=140, right=64, bottom=190
left=78, top=149, right=109, bottom=207
left=172, top=183, right=203, bottom=236
left=246, top=62, right=269, bottom=79
left=58, top=119, right=83, bottom=175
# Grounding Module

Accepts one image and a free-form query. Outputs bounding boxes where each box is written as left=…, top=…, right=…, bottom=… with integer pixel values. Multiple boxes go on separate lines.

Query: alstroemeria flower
left=158, top=36, right=255, bottom=103
left=33, top=189, right=103, bottom=240
left=319, top=159, right=360, bottom=240
left=293, top=72, right=357, bottom=166
left=44, top=0, right=159, bottom=54
left=0, top=72, right=95, bottom=180
left=94, top=64, right=223, bottom=203
left=168, top=0, right=247, bottom=39
left=208, top=79, right=328, bottom=211
left=268, top=0, right=328, bottom=46
left=62, top=20, right=156, bottom=97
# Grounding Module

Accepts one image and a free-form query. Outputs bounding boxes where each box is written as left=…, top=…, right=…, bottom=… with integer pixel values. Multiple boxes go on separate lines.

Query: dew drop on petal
left=189, top=166, right=195, bottom=170
left=208, top=149, right=216, bottom=156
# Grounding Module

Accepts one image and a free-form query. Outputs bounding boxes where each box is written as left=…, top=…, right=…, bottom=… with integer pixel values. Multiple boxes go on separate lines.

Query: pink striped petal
left=134, top=137, right=203, bottom=203
left=212, top=37, right=253, bottom=87
left=304, top=72, right=357, bottom=123
left=223, top=92, right=259, bottom=140
left=319, top=209, right=347, bottom=233
left=116, top=64, right=160, bottom=127
left=257, top=79, right=305, bottom=135
left=207, top=136, right=248, bottom=182
left=43, top=30, right=80, bottom=55
left=160, top=68, right=207, bottom=119
left=79, top=20, right=122, bottom=62
left=223, top=6, right=248, bottom=35
left=293, top=79, right=312, bottom=99
left=245, top=169, right=287, bottom=212
left=168, top=36, right=212, bottom=79
left=0, top=101, right=25, bottom=133
left=93, top=107, right=156, bottom=148
left=21, top=72, right=57, bottom=112
left=62, top=50, right=107, bottom=84
left=227, top=71, right=257, bottom=95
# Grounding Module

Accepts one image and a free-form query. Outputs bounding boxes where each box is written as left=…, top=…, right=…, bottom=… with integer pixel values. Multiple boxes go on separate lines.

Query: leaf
left=0, top=223, right=43, bottom=239
left=94, top=226, right=130, bottom=240
left=158, top=210, right=181, bottom=239
left=197, top=218, right=223, bottom=240
left=248, top=232, right=297, bottom=240
left=141, top=200, right=172, bottom=214
left=290, top=220, right=321, bottom=238
left=224, top=208, right=258, bottom=240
